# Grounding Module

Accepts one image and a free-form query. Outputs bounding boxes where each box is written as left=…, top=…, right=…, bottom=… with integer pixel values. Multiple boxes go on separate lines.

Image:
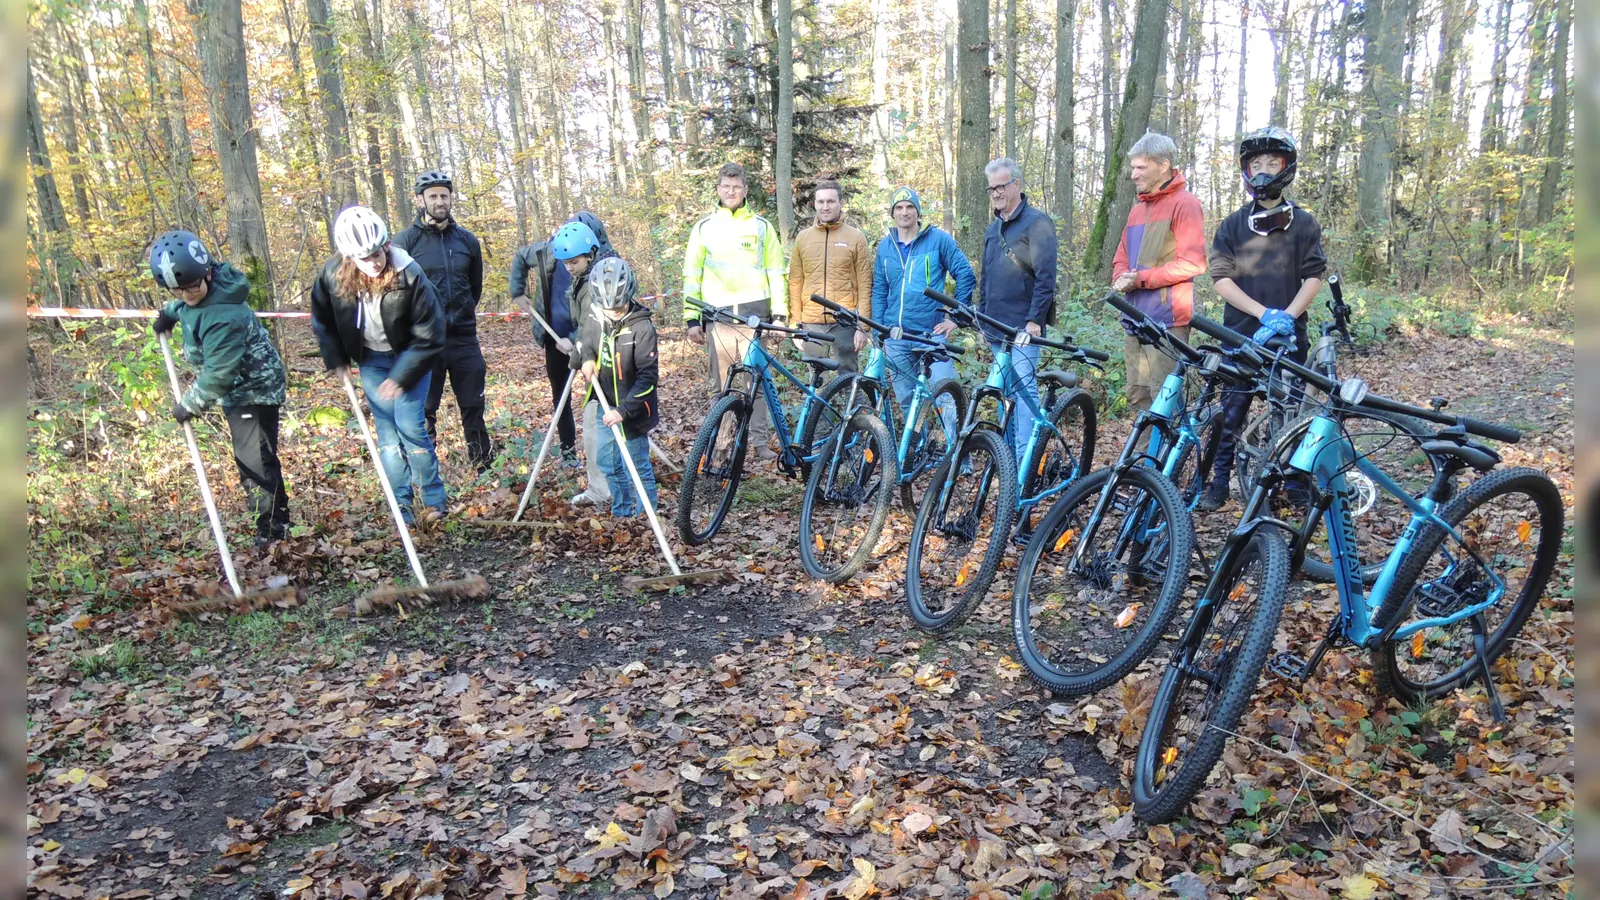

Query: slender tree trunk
left=1234, top=0, right=1249, bottom=138
left=1268, top=0, right=1292, bottom=125
left=1535, top=0, right=1570, bottom=223
left=957, top=0, right=992, bottom=259
left=1004, top=0, right=1018, bottom=158
left=27, top=64, right=80, bottom=304
left=500, top=3, right=530, bottom=243
left=870, top=0, right=891, bottom=185
left=403, top=4, right=440, bottom=164
left=1171, top=0, right=1192, bottom=148
left=1087, top=0, right=1165, bottom=278
left=186, top=0, right=275, bottom=304
left=306, top=0, right=357, bottom=208
left=133, top=0, right=200, bottom=224
left=775, top=0, right=795, bottom=236
left=279, top=0, right=334, bottom=247
left=1053, top=0, right=1076, bottom=247
left=1352, top=0, right=1407, bottom=281
left=1099, top=0, right=1114, bottom=162
left=942, top=24, right=957, bottom=233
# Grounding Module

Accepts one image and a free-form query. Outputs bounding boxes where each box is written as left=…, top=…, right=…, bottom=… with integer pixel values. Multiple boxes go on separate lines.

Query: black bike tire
left=905, top=429, right=1019, bottom=632
left=900, top=378, right=970, bottom=513
left=797, top=410, right=900, bottom=583
left=1369, top=467, right=1564, bottom=702
left=1011, top=465, right=1197, bottom=696
left=1019, top=388, right=1098, bottom=506
left=675, top=393, right=749, bottom=546
left=1131, top=528, right=1291, bottom=824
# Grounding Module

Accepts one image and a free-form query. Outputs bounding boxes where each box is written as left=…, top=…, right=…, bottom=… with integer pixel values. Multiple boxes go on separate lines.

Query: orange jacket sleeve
left=787, top=237, right=805, bottom=321
left=1136, top=194, right=1208, bottom=290
left=853, top=230, right=872, bottom=313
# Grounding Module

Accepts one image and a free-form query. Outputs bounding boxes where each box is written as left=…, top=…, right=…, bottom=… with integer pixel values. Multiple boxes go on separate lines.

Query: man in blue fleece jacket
left=870, top=185, right=977, bottom=440
left=979, top=157, right=1058, bottom=467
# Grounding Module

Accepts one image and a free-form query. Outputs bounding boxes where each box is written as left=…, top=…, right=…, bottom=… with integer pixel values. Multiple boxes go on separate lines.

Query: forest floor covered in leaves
left=26, top=315, right=1574, bottom=899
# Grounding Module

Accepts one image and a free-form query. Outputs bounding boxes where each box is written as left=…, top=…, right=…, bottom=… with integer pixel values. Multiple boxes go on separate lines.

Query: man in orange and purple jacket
left=1110, top=132, right=1207, bottom=412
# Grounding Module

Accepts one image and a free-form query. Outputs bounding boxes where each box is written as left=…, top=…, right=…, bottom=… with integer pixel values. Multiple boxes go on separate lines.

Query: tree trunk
left=1053, top=0, right=1076, bottom=243
left=1171, top=0, right=1192, bottom=150
left=1086, top=0, right=1166, bottom=278
left=305, top=0, right=357, bottom=209
left=1268, top=0, right=1292, bottom=125
left=403, top=4, right=440, bottom=165
left=1480, top=0, right=1511, bottom=153
left=956, top=0, right=992, bottom=260
left=870, top=0, right=891, bottom=185
left=279, top=0, right=334, bottom=248
left=1004, top=0, right=1018, bottom=158
left=1099, top=0, right=1115, bottom=164
left=1234, top=0, right=1249, bottom=138
left=1535, top=0, right=1570, bottom=223
left=1351, top=0, right=1407, bottom=281
left=942, top=25, right=957, bottom=233
left=187, top=0, right=275, bottom=305
left=27, top=64, right=80, bottom=304
left=134, top=0, right=200, bottom=224
left=500, top=3, right=531, bottom=243
left=775, top=0, right=795, bottom=236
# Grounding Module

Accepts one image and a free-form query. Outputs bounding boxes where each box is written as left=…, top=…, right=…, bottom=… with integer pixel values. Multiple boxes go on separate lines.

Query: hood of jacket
left=1137, top=169, right=1190, bottom=204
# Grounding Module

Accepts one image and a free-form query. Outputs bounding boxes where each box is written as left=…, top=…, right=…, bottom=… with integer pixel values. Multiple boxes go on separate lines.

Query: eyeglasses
left=1248, top=202, right=1294, bottom=236
left=169, top=281, right=206, bottom=298
left=986, top=179, right=1017, bottom=196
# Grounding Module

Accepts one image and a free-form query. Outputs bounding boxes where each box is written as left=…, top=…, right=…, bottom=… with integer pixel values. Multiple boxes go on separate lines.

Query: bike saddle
left=1036, top=370, right=1079, bottom=391
left=801, top=356, right=841, bottom=372
left=1421, top=440, right=1501, bottom=473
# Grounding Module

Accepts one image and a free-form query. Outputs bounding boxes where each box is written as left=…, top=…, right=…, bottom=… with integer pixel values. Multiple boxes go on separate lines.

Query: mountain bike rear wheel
left=1019, top=388, right=1097, bottom=518
left=1370, top=467, right=1563, bottom=703
left=905, top=430, right=1017, bottom=632
left=900, top=378, right=968, bottom=513
left=798, top=410, right=898, bottom=582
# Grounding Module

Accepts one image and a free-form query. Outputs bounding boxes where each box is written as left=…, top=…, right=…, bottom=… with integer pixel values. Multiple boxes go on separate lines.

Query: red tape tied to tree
left=27, top=293, right=678, bottom=320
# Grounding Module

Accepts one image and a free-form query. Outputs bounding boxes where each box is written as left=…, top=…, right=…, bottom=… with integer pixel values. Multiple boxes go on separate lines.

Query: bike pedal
left=1269, top=652, right=1311, bottom=682
left=1415, top=579, right=1489, bottom=618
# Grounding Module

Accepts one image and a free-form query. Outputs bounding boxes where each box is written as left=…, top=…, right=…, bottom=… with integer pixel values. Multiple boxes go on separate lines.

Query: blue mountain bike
left=1131, top=313, right=1563, bottom=824
left=905, top=289, right=1107, bottom=632
left=796, top=294, right=970, bottom=582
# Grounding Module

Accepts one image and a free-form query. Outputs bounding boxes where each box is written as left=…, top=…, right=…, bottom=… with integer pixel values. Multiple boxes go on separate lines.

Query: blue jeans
left=988, top=339, right=1042, bottom=470
left=359, top=351, right=447, bottom=517
left=885, top=338, right=960, bottom=443
left=597, top=425, right=657, bottom=518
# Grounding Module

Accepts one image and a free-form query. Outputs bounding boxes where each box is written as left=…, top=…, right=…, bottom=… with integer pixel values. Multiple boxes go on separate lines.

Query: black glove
left=172, top=403, right=197, bottom=425
left=153, top=309, right=179, bottom=335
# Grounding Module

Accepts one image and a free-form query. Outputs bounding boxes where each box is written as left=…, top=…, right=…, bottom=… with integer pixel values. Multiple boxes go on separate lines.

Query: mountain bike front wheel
left=1012, top=465, right=1197, bottom=696
left=1132, top=527, right=1291, bottom=824
left=1019, top=388, right=1097, bottom=517
left=900, top=378, right=968, bottom=513
left=905, top=429, right=1018, bottom=632
left=798, top=410, right=898, bottom=583
left=676, top=394, right=749, bottom=545
left=1370, top=466, right=1564, bottom=703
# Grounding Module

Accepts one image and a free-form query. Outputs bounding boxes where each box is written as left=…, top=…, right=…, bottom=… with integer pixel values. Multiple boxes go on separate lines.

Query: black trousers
left=542, top=337, right=577, bottom=452
left=1210, top=340, right=1309, bottom=488
left=424, top=337, right=493, bottom=471
left=224, top=405, right=291, bottom=536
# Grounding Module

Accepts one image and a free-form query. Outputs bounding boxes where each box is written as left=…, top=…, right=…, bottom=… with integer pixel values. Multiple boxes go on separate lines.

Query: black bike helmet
left=414, top=169, right=452, bottom=195
left=1238, top=126, right=1298, bottom=201
left=148, top=230, right=212, bottom=289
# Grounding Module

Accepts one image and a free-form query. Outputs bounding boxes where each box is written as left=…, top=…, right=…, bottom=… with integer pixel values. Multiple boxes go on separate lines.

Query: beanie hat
left=889, top=186, right=923, bottom=217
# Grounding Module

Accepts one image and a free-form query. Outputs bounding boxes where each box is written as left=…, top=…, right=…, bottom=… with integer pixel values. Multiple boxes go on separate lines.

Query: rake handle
left=514, top=368, right=576, bottom=522
left=341, top=370, right=430, bottom=588
left=588, top=380, right=681, bottom=578
left=159, top=332, right=243, bottom=598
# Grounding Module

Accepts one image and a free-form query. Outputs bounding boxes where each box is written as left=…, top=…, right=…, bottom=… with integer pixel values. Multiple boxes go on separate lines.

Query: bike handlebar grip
left=801, top=330, right=837, bottom=343
left=922, top=288, right=958, bottom=308
left=1187, top=313, right=1247, bottom=347
left=1459, top=416, right=1522, bottom=444
left=1101, top=290, right=1141, bottom=319
left=1328, top=273, right=1343, bottom=304
left=811, top=293, right=845, bottom=314
left=1084, top=347, right=1112, bottom=362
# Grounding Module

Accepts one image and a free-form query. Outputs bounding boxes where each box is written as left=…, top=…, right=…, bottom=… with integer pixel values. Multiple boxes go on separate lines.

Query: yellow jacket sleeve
left=764, top=222, right=787, bottom=312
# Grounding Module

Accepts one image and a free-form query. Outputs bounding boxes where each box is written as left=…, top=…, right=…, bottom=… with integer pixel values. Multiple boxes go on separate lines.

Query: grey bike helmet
left=591, top=257, right=637, bottom=310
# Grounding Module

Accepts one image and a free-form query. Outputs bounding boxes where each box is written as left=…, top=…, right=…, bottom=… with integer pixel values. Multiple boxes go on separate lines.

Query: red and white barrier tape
left=28, top=292, right=677, bottom=321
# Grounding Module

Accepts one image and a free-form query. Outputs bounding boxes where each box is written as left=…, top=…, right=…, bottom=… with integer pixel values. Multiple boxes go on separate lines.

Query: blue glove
left=1252, top=309, right=1296, bottom=345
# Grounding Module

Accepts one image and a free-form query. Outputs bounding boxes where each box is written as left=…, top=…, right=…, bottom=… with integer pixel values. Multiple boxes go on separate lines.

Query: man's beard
left=425, top=204, right=452, bottom=223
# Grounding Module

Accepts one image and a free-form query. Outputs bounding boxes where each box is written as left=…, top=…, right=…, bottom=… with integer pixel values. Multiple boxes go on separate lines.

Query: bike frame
left=715, top=327, right=835, bottom=472
left=949, top=340, right=1077, bottom=519
left=853, top=340, right=956, bottom=488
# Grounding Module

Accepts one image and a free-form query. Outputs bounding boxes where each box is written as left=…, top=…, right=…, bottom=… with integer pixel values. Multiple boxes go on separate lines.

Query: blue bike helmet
left=552, top=221, right=599, bottom=261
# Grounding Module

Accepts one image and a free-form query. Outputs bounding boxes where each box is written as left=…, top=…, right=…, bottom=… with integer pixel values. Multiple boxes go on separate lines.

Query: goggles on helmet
left=1248, top=202, right=1295, bottom=236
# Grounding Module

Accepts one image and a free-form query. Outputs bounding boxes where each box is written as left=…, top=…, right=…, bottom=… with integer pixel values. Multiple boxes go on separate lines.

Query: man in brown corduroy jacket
left=786, top=179, right=872, bottom=372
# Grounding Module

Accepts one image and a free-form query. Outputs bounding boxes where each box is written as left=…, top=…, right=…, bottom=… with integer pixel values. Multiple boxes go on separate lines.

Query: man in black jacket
left=395, top=169, right=492, bottom=474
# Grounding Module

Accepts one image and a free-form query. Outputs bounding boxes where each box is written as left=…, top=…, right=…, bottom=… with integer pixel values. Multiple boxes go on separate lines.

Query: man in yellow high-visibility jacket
left=683, top=161, right=788, bottom=458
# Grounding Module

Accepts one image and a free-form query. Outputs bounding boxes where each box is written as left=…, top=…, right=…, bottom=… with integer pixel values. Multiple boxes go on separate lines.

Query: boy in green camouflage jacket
left=148, top=230, right=292, bottom=547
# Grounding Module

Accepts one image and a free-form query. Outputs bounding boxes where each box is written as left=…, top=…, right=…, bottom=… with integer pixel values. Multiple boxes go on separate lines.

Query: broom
left=339, top=371, right=490, bottom=614
left=158, top=332, right=296, bottom=613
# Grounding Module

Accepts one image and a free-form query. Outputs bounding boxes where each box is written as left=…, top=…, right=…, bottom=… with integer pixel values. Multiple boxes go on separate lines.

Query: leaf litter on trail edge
left=26, top=325, right=1573, bottom=897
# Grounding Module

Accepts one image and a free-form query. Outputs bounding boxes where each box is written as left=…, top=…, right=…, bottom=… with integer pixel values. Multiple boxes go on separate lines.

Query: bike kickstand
left=1470, top=614, right=1508, bottom=723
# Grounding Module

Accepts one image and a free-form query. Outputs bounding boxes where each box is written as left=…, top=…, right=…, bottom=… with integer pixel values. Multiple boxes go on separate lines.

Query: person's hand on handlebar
left=1112, top=271, right=1138, bottom=293
left=1025, top=322, right=1043, bottom=338
left=686, top=322, right=705, bottom=345
left=854, top=329, right=869, bottom=352
left=933, top=319, right=958, bottom=337
left=1252, top=308, right=1296, bottom=345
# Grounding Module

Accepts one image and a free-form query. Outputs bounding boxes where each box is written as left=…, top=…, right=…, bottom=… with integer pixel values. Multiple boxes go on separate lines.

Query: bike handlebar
left=809, top=294, right=965, bottom=356
left=1101, top=291, right=1210, bottom=364
left=1187, top=312, right=1522, bottom=443
left=687, top=299, right=836, bottom=343
left=922, top=288, right=1111, bottom=361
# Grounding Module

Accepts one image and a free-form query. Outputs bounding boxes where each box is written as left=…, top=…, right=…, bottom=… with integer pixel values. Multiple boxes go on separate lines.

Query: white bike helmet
left=591, top=257, right=637, bottom=310
left=333, top=205, right=389, bottom=258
